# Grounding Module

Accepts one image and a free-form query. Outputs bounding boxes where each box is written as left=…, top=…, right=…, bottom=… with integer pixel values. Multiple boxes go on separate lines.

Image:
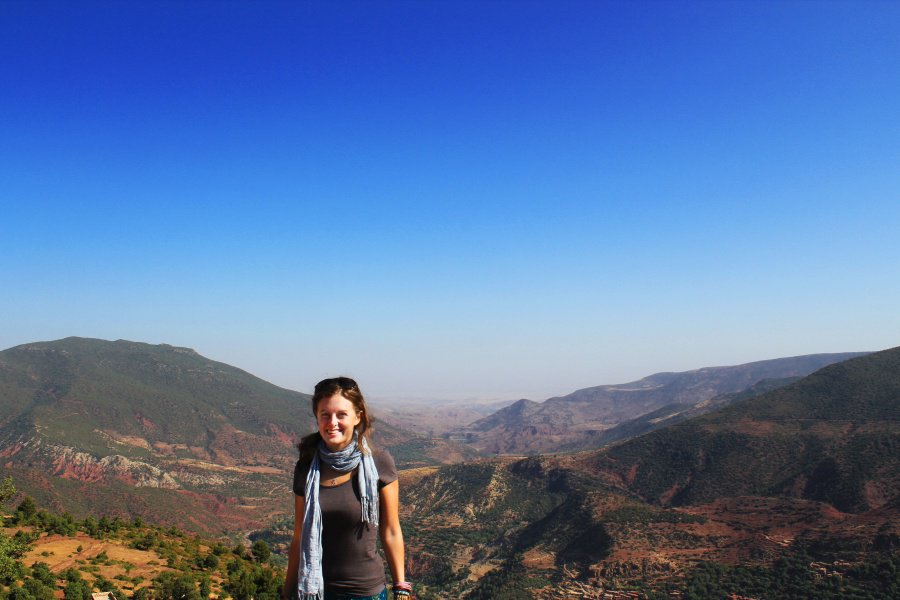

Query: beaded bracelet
left=391, top=581, right=413, bottom=598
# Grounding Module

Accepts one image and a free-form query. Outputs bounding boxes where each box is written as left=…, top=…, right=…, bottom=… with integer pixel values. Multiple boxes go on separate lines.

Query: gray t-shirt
left=293, top=449, right=398, bottom=596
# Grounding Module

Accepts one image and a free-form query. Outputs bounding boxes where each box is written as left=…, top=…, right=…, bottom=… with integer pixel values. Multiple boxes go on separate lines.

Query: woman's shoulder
left=294, top=455, right=313, bottom=472
left=370, top=447, right=397, bottom=484
left=371, top=445, right=393, bottom=461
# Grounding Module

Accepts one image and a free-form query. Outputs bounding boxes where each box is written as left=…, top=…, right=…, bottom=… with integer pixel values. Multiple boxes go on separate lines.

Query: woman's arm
left=379, top=479, right=405, bottom=586
left=281, top=494, right=305, bottom=600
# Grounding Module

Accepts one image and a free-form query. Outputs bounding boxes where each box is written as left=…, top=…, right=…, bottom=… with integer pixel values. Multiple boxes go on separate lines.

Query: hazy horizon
left=3, top=1, right=899, bottom=400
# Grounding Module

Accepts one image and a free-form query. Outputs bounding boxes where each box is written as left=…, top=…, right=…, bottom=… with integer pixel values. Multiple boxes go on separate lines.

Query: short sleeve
left=293, top=459, right=310, bottom=496
left=375, top=449, right=397, bottom=488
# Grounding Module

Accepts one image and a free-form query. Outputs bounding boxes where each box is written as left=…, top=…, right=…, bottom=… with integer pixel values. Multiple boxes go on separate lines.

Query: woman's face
left=317, top=392, right=362, bottom=452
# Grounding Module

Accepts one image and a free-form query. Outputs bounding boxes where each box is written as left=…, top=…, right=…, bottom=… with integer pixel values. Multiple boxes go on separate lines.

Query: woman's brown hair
left=298, top=376, right=373, bottom=461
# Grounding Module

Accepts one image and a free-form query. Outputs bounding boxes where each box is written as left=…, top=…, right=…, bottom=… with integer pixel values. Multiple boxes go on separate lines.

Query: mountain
left=573, top=376, right=801, bottom=450
left=402, top=347, right=900, bottom=598
left=586, top=346, right=900, bottom=513
left=453, top=352, right=869, bottom=454
left=0, top=337, right=471, bottom=533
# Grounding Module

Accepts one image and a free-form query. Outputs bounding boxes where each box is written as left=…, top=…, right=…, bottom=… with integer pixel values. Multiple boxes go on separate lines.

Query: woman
left=282, top=377, right=411, bottom=600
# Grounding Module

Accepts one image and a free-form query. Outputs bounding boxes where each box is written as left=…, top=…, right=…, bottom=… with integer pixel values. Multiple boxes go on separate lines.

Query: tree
left=23, top=577, right=56, bottom=600
left=201, top=553, right=219, bottom=570
left=63, top=579, right=91, bottom=600
left=132, top=587, right=153, bottom=600
left=232, top=543, right=247, bottom=559
left=132, top=531, right=157, bottom=551
left=30, top=562, right=56, bottom=587
left=92, top=575, right=125, bottom=600
left=225, top=566, right=256, bottom=600
left=0, top=528, right=33, bottom=585
left=154, top=571, right=201, bottom=600
left=82, top=516, right=99, bottom=537
left=6, top=584, right=37, bottom=600
left=250, top=564, right=281, bottom=600
left=0, top=476, right=15, bottom=506
left=16, top=497, right=37, bottom=521
left=251, top=539, right=271, bottom=563
left=199, top=575, right=212, bottom=599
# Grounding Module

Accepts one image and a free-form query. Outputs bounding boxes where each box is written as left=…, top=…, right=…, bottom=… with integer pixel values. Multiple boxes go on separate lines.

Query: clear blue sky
left=3, top=1, right=899, bottom=401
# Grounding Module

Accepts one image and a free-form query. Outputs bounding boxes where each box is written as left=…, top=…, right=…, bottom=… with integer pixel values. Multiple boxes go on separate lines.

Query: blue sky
left=2, top=0, right=899, bottom=401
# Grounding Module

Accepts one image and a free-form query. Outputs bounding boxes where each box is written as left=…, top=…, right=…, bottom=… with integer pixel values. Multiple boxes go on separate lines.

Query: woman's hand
left=391, top=581, right=413, bottom=599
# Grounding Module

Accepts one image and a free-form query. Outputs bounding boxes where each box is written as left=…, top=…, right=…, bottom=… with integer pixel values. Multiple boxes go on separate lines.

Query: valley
left=2, top=338, right=899, bottom=598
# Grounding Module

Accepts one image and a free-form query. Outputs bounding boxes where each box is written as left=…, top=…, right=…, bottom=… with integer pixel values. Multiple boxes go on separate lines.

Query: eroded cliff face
left=1, top=433, right=180, bottom=488
left=58, top=449, right=181, bottom=488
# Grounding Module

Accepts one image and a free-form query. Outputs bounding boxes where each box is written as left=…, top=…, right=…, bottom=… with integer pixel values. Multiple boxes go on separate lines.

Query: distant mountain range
left=402, top=347, right=900, bottom=597
left=452, top=352, right=869, bottom=454
left=0, top=337, right=473, bottom=533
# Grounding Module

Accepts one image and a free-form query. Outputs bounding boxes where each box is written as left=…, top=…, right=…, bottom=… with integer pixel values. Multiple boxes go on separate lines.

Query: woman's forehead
left=317, top=393, right=356, bottom=411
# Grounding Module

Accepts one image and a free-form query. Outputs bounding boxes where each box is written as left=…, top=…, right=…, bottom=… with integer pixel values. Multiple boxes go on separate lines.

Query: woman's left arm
left=379, top=479, right=405, bottom=585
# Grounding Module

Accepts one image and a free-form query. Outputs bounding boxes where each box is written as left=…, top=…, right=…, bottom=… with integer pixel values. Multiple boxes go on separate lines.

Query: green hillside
left=0, top=337, right=310, bottom=449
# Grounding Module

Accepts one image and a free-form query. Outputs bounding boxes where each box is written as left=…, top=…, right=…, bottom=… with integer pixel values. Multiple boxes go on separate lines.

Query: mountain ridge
left=584, top=346, right=900, bottom=513
left=454, top=351, right=870, bottom=454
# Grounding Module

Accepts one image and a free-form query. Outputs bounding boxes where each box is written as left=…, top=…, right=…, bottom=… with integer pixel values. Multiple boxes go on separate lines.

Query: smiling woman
left=283, top=377, right=411, bottom=600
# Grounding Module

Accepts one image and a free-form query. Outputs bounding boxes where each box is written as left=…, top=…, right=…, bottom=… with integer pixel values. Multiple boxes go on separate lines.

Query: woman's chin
left=323, top=437, right=350, bottom=451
